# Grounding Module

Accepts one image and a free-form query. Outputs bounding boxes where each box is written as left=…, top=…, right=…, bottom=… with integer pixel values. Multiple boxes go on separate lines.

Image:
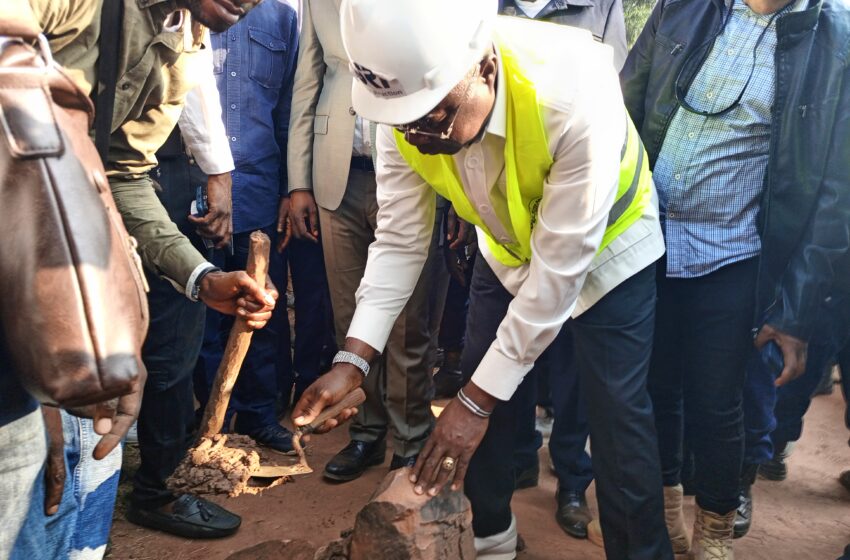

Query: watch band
left=332, top=350, right=371, bottom=377
left=189, top=265, right=221, bottom=302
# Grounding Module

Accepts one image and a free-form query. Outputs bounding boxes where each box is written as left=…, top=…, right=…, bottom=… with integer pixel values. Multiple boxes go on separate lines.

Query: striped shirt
left=654, top=0, right=797, bottom=278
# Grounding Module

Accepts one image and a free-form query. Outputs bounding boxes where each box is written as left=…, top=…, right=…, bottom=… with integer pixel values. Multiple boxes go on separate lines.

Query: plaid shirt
left=654, top=0, right=795, bottom=278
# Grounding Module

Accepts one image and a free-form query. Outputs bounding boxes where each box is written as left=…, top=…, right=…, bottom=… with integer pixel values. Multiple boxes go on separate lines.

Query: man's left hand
left=199, top=270, right=278, bottom=329
left=755, top=324, right=808, bottom=386
left=276, top=196, right=292, bottom=253
left=188, top=172, right=233, bottom=249
left=410, top=384, right=493, bottom=496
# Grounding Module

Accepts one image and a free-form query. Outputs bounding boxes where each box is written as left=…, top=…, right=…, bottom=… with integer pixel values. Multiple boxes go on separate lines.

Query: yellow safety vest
left=394, top=40, right=652, bottom=268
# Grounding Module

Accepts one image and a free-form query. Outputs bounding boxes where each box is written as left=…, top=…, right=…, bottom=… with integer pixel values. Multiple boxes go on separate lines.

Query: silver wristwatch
left=332, top=350, right=370, bottom=377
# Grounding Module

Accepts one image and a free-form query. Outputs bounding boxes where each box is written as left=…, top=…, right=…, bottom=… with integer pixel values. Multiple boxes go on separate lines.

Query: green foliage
left=623, top=0, right=655, bottom=47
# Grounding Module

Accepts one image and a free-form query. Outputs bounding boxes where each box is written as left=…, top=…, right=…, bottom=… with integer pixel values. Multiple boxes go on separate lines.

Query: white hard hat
left=341, top=0, right=497, bottom=125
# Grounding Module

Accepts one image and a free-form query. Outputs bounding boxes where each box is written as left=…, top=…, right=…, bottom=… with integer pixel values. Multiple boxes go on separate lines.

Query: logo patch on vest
left=350, top=63, right=406, bottom=99
left=529, top=197, right=541, bottom=230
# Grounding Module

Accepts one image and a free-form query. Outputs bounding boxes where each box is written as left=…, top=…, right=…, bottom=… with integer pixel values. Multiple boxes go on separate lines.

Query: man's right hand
left=198, top=270, right=278, bottom=330
left=289, top=190, right=320, bottom=243
left=291, top=364, right=363, bottom=439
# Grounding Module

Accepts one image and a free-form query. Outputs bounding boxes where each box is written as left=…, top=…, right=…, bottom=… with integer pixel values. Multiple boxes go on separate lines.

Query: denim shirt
left=212, top=0, right=299, bottom=234
left=499, top=0, right=627, bottom=70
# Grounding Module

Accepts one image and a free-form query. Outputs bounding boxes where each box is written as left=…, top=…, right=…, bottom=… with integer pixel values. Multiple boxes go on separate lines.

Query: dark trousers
left=463, top=258, right=671, bottom=560
left=194, top=225, right=290, bottom=432
left=650, top=258, right=757, bottom=515
left=131, top=155, right=207, bottom=509
left=288, top=237, right=336, bottom=401
left=439, top=272, right=473, bottom=352
left=548, top=328, right=593, bottom=492
left=743, top=293, right=850, bottom=464
left=513, top=328, right=593, bottom=493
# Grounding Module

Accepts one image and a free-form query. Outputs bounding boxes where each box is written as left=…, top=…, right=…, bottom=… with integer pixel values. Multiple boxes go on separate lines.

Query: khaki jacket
left=13, top=0, right=208, bottom=289
left=287, top=0, right=358, bottom=211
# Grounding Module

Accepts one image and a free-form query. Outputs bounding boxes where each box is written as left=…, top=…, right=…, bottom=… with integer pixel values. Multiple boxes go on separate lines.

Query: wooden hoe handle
left=199, top=231, right=271, bottom=439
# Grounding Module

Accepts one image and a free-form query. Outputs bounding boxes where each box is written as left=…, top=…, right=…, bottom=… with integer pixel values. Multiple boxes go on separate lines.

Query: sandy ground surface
left=108, top=389, right=850, bottom=560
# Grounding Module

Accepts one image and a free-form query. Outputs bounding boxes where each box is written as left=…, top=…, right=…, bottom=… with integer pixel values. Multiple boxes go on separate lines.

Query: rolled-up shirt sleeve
left=179, top=33, right=234, bottom=176
left=346, top=125, right=436, bottom=351
left=471, top=75, right=625, bottom=401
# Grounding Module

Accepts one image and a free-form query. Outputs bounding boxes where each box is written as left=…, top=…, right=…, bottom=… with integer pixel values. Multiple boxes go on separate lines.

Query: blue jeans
left=13, top=412, right=121, bottom=560
left=0, top=409, right=45, bottom=559
left=744, top=293, right=850, bottom=465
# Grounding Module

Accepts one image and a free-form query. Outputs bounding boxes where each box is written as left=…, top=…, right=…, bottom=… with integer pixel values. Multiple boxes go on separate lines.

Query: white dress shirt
left=347, top=30, right=664, bottom=401
left=178, top=34, right=234, bottom=176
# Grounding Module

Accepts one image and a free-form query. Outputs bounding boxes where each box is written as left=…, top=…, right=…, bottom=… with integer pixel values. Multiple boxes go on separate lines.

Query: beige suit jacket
left=287, top=0, right=359, bottom=211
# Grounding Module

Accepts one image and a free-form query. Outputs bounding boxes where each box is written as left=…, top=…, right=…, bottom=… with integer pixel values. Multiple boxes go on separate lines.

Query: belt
left=350, top=155, right=375, bottom=173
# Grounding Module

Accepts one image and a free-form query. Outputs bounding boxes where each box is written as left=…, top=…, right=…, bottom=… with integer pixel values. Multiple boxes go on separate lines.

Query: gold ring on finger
left=441, top=457, right=456, bottom=471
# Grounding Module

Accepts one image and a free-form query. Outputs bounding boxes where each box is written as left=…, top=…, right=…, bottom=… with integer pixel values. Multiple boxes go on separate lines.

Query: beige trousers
left=318, top=168, right=438, bottom=457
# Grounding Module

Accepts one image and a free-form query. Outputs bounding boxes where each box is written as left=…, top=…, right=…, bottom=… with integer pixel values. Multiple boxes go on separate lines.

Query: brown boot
left=690, top=507, right=736, bottom=560
left=664, top=484, right=691, bottom=554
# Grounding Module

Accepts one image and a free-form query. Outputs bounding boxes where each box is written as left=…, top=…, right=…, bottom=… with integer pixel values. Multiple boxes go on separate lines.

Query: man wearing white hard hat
left=291, top=1, right=672, bottom=558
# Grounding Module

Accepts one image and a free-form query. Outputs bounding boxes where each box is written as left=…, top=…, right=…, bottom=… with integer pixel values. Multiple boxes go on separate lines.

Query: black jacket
left=621, top=0, right=850, bottom=340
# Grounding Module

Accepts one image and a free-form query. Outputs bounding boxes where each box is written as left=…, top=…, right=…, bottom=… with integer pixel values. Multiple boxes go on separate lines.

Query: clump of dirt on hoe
left=167, top=434, right=289, bottom=497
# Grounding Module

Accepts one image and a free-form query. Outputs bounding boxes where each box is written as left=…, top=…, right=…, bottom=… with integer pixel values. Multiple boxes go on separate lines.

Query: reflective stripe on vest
left=394, top=41, right=652, bottom=268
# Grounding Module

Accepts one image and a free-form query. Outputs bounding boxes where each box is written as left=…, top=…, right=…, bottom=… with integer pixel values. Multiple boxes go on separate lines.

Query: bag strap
left=94, top=0, right=124, bottom=163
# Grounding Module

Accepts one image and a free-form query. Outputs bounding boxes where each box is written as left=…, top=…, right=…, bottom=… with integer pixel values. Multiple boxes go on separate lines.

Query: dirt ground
left=108, top=389, right=850, bottom=560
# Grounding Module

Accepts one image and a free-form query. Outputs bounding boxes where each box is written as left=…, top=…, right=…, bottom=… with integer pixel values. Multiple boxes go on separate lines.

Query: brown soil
left=108, top=390, right=850, bottom=559
left=166, top=435, right=294, bottom=498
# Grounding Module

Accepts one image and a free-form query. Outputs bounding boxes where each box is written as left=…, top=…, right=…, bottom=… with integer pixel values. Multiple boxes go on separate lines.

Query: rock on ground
left=348, top=467, right=476, bottom=560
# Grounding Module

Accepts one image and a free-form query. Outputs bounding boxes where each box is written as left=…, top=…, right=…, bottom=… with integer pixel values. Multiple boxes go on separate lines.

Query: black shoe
left=241, top=423, right=295, bottom=454
left=555, top=488, right=592, bottom=539
left=838, top=544, right=850, bottom=560
left=126, top=495, right=241, bottom=539
left=514, top=462, right=539, bottom=490
left=734, top=463, right=758, bottom=539
left=324, top=439, right=386, bottom=482
left=759, top=441, right=792, bottom=481
left=389, top=454, right=418, bottom=470
left=433, top=350, right=463, bottom=399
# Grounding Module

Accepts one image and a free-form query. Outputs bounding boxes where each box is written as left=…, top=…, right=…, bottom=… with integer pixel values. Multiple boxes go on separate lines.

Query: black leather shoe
left=242, top=423, right=294, bottom=454
left=324, top=439, right=386, bottom=481
left=389, top=454, right=418, bottom=470
left=555, top=488, right=592, bottom=539
left=433, top=350, right=464, bottom=399
left=759, top=441, right=792, bottom=481
left=734, top=463, right=758, bottom=539
left=126, top=495, right=241, bottom=539
left=514, top=462, right=539, bottom=490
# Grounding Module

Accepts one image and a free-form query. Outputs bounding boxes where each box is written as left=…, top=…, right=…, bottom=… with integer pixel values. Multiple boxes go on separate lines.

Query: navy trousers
left=513, top=328, right=593, bottom=493
left=194, top=225, right=291, bottom=432
left=462, top=258, right=671, bottom=560
left=744, top=293, right=850, bottom=465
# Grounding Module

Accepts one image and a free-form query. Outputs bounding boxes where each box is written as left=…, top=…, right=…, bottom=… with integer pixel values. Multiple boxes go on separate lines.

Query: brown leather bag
left=0, top=35, right=149, bottom=407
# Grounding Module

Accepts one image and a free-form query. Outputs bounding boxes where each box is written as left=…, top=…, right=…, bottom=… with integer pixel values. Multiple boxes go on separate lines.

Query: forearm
left=109, top=176, right=207, bottom=290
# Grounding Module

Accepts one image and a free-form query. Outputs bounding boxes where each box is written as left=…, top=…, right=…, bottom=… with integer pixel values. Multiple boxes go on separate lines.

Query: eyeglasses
left=395, top=67, right=480, bottom=141
left=675, top=5, right=781, bottom=117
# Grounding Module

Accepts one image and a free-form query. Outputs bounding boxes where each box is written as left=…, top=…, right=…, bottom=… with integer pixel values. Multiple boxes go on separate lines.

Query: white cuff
left=185, top=262, right=217, bottom=301
left=188, top=143, right=235, bottom=176
left=346, top=302, right=397, bottom=354
left=470, top=345, right=534, bottom=402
